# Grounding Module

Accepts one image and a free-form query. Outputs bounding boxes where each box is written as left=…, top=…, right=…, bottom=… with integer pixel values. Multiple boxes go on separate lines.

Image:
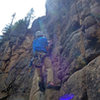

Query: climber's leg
left=35, top=66, right=45, bottom=92
left=36, top=67, right=43, bottom=82
left=44, top=57, right=61, bottom=90
left=34, top=51, right=45, bottom=82
left=44, top=57, right=54, bottom=84
left=33, top=52, right=46, bottom=92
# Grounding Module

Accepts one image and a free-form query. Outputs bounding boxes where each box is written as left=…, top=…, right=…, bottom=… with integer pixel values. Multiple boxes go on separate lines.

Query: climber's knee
left=44, top=57, right=52, bottom=68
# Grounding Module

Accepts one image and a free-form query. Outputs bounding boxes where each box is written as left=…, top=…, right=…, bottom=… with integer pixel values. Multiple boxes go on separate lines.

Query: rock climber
left=30, top=31, right=60, bottom=92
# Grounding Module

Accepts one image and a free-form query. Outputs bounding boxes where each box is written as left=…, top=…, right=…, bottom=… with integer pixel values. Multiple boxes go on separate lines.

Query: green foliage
left=1, top=13, right=16, bottom=43
left=25, top=8, right=34, bottom=28
left=0, top=8, right=34, bottom=45
left=0, top=35, right=4, bottom=46
left=0, top=36, right=2, bottom=42
left=2, top=24, right=11, bottom=35
left=11, top=19, right=27, bottom=35
left=1, top=23, right=11, bottom=42
left=11, top=8, right=34, bottom=35
left=2, top=13, right=16, bottom=36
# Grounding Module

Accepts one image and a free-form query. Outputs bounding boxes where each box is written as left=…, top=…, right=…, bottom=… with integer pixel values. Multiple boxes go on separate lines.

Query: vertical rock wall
left=45, top=0, right=100, bottom=82
left=42, top=0, right=100, bottom=100
left=30, top=0, right=100, bottom=100
left=0, top=33, right=34, bottom=100
left=0, top=0, right=100, bottom=100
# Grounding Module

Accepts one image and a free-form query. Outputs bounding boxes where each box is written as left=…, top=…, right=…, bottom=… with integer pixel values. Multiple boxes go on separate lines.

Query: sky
left=0, top=0, right=46, bottom=35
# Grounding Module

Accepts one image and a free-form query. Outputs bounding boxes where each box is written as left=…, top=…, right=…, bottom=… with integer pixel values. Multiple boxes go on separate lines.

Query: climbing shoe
left=38, top=81, right=45, bottom=92
left=46, top=82, right=61, bottom=90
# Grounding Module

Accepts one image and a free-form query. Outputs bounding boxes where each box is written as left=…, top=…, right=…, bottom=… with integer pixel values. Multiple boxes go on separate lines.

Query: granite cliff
left=0, top=0, right=100, bottom=100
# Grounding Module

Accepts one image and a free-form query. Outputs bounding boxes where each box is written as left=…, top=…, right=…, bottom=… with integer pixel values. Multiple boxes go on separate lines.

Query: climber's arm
left=46, top=40, right=53, bottom=51
left=45, top=38, right=49, bottom=51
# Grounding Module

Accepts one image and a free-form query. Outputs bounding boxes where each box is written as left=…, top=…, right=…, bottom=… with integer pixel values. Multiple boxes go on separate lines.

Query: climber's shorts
left=33, top=51, right=47, bottom=68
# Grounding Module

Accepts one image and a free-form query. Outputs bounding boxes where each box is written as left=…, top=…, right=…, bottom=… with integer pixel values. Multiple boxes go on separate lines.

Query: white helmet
left=35, top=31, right=45, bottom=37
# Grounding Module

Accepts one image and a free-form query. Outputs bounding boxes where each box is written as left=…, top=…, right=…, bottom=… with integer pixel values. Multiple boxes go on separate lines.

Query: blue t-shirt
left=33, top=37, right=48, bottom=54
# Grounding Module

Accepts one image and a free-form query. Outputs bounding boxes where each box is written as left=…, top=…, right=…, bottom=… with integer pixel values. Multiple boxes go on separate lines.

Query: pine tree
left=24, top=8, right=34, bottom=28
left=2, top=13, right=16, bottom=35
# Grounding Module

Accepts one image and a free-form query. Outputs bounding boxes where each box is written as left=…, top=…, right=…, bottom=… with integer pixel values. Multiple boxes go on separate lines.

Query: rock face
left=60, top=56, right=100, bottom=100
left=44, top=0, right=100, bottom=84
left=30, top=0, right=100, bottom=100
left=0, top=0, right=100, bottom=100
left=0, top=33, right=34, bottom=100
